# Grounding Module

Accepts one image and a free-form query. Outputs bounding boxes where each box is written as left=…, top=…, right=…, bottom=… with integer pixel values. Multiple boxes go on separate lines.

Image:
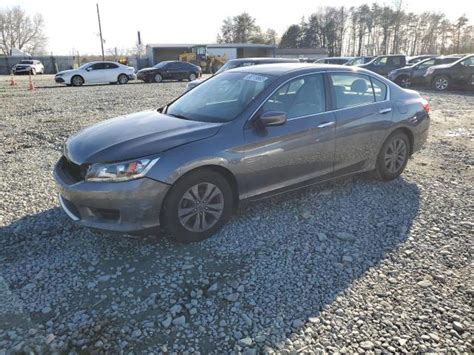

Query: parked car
left=314, top=57, right=353, bottom=65
left=12, top=59, right=44, bottom=75
left=54, top=63, right=430, bottom=243
left=388, top=56, right=462, bottom=87
left=407, top=55, right=437, bottom=65
left=424, top=54, right=474, bottom=91
left=359, top=55, right=407, bottom=76
left=186, top=57, right=300, bottom=91
left=344, top=56, right=375, bottom=66
left=55, top=61, right=136, bottom=86
left=137, top=61, right=201, bottom=83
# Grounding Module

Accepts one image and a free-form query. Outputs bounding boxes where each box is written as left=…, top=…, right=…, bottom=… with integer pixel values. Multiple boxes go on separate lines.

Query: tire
left=154, top=73, right=163, bottom=83
left=374, top=131, right=410, bottom=181
left=161, top=169, right=234, bottom=243
left=31, top=68, right=36, bottom=76
left=396, top=75, right=411, bottom=88
left=71, top=75, right=84, bottom=87
left=432, top=75, right=449, bottom=91
left=118, top=74, right=129, bottom=84
left=188, top=73, right=197, bottom=81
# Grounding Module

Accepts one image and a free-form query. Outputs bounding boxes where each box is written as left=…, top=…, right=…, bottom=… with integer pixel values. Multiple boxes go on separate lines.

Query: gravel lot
left=0, top=75, right=472, bottom=353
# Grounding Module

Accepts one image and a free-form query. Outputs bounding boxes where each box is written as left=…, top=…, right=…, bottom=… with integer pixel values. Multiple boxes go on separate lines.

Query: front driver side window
left=262, top=74, right=326, bottom=119
left=461, top=57, right=474, bottom=67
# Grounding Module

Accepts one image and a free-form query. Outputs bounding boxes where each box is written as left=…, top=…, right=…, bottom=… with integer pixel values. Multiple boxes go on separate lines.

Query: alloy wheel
left=384, top=138, right=407, bottom=174
left=435, top=78, right=448, bottom=90
left=400, top=77, right=410, bottom=88
left=178, top=183, right=224, bottom=232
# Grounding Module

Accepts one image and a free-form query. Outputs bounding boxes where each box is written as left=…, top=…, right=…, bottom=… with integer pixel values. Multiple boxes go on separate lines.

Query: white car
left=12, top=59, right=44, bottom=75
left=54, top=61, right=136, bottom=86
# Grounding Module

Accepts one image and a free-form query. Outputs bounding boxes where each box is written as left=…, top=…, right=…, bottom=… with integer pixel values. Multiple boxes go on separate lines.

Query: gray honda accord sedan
left=54, top=64, right=430, bottom=243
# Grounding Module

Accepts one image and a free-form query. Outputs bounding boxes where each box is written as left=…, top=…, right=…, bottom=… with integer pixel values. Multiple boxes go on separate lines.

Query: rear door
left=328, top=73, right=393, bottom=173
left=242, top=73, right=336, bottom=196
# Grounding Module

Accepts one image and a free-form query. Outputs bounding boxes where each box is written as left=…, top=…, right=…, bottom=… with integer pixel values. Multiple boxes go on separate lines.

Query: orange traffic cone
left=28, top=72, right=35, bottom=91
left=9, top=71, right=16, bottom=86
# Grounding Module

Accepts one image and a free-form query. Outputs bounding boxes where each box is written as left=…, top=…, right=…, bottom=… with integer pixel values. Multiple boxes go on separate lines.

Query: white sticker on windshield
left=243, top=74, right=268, bottom=83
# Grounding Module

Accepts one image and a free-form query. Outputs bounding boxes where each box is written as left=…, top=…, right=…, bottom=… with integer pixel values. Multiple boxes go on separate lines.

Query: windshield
left=153, top=61, right=170, bottom=68
left=215, top=61, right=241, bottom=74
left=166, top=71, right=274, bottom=123
left=20, top=60, right=33, bottom=64
left=79, top=63, right=91, bottom=70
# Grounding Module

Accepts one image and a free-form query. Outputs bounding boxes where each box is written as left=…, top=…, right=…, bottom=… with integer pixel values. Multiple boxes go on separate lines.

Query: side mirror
left=258, top=111, right=288, bottom=127
left=86, top=67, right=93, bottom=72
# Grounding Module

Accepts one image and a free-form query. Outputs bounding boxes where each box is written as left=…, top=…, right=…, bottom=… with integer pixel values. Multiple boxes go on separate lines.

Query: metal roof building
left=146, top=43, right=276, bottom=65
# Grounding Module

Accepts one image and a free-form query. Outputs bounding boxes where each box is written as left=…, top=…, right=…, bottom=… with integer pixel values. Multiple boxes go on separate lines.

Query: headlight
left=85, top=157, right=159, bottom=182
left=55, top=73, right=64, bottom=77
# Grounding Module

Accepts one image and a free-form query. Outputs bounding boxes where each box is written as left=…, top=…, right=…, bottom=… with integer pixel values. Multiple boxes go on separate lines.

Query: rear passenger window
left=262, top=74, right=326, bottom=119
left=371, top=78, right=387, bottom=101
left=330, top=74, right=374, bottom=109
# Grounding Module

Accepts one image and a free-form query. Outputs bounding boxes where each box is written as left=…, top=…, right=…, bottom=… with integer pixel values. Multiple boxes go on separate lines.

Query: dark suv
left=360, top=55, right=407, bottom=76
left=424, top=54, right=474, bottom=91
left=388, top=56, right=461, bottom=88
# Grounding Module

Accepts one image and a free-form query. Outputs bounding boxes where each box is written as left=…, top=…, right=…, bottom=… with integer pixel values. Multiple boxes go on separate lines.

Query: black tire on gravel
left=161, top=169, right=234, bottom=243
left=374, top=131, right=410, bottom=181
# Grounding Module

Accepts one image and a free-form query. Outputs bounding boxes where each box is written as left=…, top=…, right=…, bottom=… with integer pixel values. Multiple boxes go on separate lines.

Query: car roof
left=228, top=57, right=299, bottom=63
left=231, top=62, right=372, bottom=76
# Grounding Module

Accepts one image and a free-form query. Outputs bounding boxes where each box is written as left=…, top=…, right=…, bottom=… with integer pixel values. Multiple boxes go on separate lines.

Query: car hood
left=137, top=68, right=156, bottom=73
left=56, top=69, right=76, bottom=76
left=65, top=110, right=222, bottom=164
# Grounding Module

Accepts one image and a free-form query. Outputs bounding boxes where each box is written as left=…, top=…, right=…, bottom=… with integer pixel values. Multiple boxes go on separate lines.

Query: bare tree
left=0, top=6, right=47, bottom=55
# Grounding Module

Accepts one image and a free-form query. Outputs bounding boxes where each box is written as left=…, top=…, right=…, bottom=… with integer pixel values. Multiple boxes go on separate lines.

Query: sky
left=3, top=0, right=474, bottom=55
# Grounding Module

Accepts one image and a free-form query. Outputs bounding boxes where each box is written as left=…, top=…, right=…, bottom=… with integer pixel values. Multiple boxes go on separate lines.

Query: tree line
left=0, top=6, right=46, bottom=56
left=217, top=6, right=473, bottom=57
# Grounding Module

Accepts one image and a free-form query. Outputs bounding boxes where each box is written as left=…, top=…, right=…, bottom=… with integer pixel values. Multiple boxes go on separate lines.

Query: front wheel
left=154, top=73, right=163, bottom=83
left=31, top=68, right=36, bottom=76
left=188, top=73, right=197, bottom=81
left=374, top=132, right=410, bottom=181
left=118, top=74, right=129, bottom=84
left=432, top=75, right=449, bottom=91
left=162, top=170, right=233, bottom=243
left=71, top=75, right=84, bottom=86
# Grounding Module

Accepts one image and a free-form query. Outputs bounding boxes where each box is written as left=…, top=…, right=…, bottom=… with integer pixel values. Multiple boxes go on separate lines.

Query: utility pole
left=96, top=3, right=105, bottom=61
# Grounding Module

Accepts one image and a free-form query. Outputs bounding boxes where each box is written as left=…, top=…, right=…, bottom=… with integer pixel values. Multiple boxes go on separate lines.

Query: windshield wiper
left=167, top=113, right=191, bottom=120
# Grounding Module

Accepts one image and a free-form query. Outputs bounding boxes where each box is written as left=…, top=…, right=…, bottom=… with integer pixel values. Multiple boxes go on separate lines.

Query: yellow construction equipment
left=179, top=45, right=226, bottom=74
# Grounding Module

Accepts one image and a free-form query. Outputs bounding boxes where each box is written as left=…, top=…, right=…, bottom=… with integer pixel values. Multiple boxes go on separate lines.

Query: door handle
left=379, top=108, right=392, bottom=114
left=317, top=121, right=335, bottom=128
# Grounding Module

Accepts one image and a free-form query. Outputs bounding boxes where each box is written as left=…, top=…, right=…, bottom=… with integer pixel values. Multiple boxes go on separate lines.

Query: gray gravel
left=0, top=75, right=473, bottom=353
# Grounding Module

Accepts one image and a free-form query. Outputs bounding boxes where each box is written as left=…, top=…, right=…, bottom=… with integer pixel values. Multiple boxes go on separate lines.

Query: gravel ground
left=0, top=75, right=473, bottom=353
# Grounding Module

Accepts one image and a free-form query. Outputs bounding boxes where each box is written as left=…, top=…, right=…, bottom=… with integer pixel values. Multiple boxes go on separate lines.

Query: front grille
left=59, top=156, right=87, bottom=183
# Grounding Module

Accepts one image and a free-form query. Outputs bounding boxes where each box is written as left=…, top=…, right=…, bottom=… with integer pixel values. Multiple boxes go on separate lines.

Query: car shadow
left=0, top=174, right=421, bottom=352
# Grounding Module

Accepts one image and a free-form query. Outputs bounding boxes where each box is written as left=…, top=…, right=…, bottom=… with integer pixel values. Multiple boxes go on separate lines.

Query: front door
left=241, top=73, right=336, bottom=198
left=454, top=57, right=474, bottom=87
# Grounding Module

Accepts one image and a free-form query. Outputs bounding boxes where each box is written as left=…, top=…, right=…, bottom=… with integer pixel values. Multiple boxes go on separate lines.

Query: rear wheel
left=118, top=74, right=129, bottom=84
left=162, top=170, right=233, bottom=243
left=432, top=75, right=449, bottom=91
left=71, top=75, right=84, bottom=86
left=374, top=132, right=410, bottom=181
left=154, top=73, right=163, bottom=83
left=396, top=75, right=411, bottom=88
